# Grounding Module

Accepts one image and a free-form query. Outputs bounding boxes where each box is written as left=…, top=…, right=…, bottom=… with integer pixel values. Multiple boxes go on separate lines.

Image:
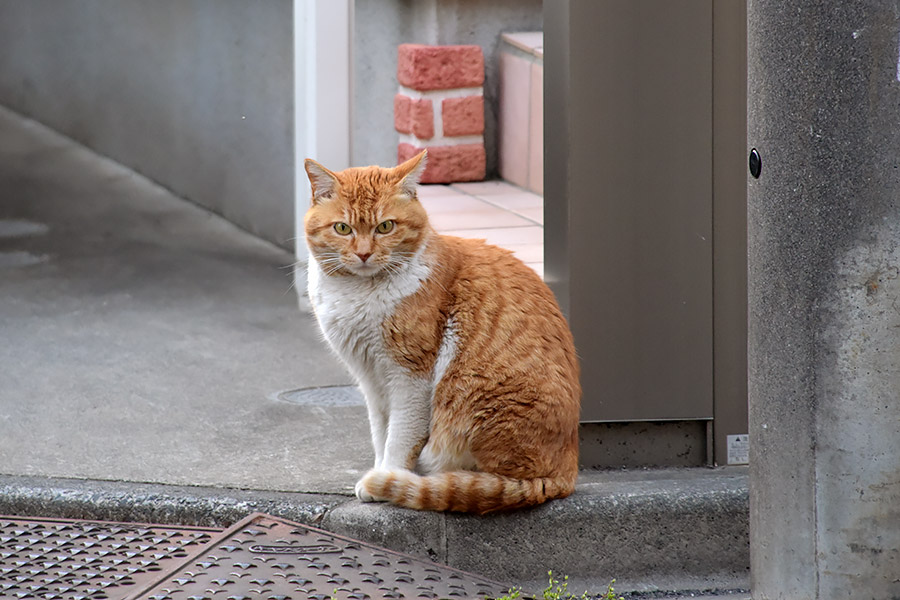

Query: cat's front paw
left=355, top=478, right=377, bottom=502
left=355, top=471, right=389, bottom=503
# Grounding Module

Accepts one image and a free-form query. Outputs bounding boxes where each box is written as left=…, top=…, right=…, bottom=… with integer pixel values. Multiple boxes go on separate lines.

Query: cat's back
left=441, top=234, right=565, bottom=324
left=437, top=234, right=579, bottom=382
left=431, top=234, right=580, bottom=482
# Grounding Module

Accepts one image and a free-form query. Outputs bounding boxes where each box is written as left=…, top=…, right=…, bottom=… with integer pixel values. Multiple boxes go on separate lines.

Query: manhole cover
left=276, top=385, right=365, bottom=407
left=0, top=516, right=219, bottom=600
left=132, top=513, right=509, bottom=600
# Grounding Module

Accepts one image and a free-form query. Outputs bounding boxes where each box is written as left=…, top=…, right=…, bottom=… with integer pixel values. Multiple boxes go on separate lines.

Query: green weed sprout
left=490, top=571, right=623, bottom=600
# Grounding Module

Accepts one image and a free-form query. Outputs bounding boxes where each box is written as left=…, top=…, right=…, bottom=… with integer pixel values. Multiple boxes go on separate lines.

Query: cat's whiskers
left=316, top=251, right=343, bottom=262
left=323, top=263, right=347, bottom=277
left=308, top=253, right=348, bottom=277
left=382, top=262, right=404, bottom=278
left=315, top=253, right=349, bottom=276
left=316, top=256, right=344, bottom=266
left=282, top=278, right=298, bottom=296
left=384, top=256, right=412, bottom=278
left=280, top=259, right=310, bottom=295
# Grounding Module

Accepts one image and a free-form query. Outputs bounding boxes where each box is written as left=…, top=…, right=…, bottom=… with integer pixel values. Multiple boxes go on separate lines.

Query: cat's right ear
left=395, top=150, right=427, bottom=197
left=304, top=159, right=339, bottom=204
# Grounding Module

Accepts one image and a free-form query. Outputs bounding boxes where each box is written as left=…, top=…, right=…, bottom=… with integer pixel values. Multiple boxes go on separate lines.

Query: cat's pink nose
left=356, top=252, right=372, bottom=263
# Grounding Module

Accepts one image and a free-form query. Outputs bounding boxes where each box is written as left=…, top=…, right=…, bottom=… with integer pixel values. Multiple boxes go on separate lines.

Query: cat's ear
left=394, top=150, right=427, bottom=197
left=304, top=159, right=339, bottom=204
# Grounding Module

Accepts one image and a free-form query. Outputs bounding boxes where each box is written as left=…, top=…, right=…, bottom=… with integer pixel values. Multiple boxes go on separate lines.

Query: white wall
left=294, top=0, right=352, bottom=265
left=0, top=0, right=295, bottom=249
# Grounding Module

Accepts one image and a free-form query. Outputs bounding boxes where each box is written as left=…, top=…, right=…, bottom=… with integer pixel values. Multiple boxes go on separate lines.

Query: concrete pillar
left=748, top=2, right=900, bottom=598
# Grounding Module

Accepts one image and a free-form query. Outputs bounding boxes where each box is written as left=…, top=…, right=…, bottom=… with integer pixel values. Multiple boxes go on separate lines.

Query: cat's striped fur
left=304, top=151, right=580, bottom=514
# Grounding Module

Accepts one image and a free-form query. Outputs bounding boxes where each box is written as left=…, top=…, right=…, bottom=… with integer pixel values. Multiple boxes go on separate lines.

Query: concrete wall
left=352, top=0, right=542, bottom=176
left=0, top=0, right=294, bottom=248
left=748, top=1, right=900, bottom=597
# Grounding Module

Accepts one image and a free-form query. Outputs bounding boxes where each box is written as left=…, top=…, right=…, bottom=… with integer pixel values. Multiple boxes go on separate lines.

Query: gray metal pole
left=748, top=2, right=900, bottom=598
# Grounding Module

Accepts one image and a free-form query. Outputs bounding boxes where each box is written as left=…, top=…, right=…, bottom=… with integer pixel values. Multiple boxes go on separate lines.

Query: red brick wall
left=394, top=44, right=486, bottom=183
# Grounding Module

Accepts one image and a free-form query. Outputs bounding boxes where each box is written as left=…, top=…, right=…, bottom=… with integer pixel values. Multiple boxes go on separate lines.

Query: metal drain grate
left=0, top=513, right=508, bottom=600
left=0, top=516, right=219, bottom=600
left=132, top=513, right=509, bottom=600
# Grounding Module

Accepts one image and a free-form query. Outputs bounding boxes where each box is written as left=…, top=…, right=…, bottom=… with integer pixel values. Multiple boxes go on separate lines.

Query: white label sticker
left=727, top=434, right=750, bottom=465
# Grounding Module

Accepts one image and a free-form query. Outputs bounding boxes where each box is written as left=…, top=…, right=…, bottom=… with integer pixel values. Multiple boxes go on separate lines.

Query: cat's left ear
left=394, top=150, right=427, bottom=197
left=304, top=158, right=340, bottom=204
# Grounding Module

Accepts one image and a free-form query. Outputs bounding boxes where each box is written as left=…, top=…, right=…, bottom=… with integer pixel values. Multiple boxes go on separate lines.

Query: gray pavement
left=0, top=106, right=749, bottom=598
left=0, top=105, right=365, bottom=494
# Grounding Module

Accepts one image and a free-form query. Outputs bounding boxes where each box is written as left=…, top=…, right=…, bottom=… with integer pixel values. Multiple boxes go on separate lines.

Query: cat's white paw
left=354, top=469, right=387, bottom=502
left=354, top=478, right=377, bottom=502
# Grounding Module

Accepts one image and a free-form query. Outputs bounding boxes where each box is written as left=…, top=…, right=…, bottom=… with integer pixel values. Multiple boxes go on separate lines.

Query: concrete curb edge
left=0, top=471, right=749, bottom=595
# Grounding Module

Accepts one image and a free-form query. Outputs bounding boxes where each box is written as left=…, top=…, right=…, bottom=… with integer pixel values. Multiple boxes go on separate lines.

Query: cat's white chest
left=306, top=254, right=430, bottom=370
left=307, top=250, right=438, bottom=472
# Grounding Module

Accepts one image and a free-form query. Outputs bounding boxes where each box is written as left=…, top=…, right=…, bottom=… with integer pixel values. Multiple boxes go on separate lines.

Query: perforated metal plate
left=0, top=516, right=218, bottom=600
left=1, top=513, right=508, bottom=600
left=132, top=513, right=508, bottom=600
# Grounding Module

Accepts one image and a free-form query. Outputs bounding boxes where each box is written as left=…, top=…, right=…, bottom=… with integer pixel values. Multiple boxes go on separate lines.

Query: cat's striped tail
left=358, top=469, right=575, bottom=514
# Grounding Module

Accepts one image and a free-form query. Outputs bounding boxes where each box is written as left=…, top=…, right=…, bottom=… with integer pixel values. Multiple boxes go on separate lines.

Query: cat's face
left=304, top=151, right=430, bottom=277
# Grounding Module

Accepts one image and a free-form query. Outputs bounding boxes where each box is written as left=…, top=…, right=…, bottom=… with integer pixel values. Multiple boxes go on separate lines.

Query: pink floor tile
left=450, top=181, right=524, bottom=196
left=429, top=209, right=534, bottom=231
left=420, top=194, right=494, bottom=214
left=504, top=243, right=544, bottom=263
left=480, top=192, right=543, bottom=211
left=440, top=225, right=543, bottom=246
left=512, top=207, right=543, bottom=225
left=525, top=263, right=544, bottom=278
left=417, top=184, right=467, bottom=198
left=420, top=179, right=545, bottom=279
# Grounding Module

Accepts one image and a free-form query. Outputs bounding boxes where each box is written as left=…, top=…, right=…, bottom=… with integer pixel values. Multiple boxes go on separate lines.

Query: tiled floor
left=417, top=180, right=544, bottom=278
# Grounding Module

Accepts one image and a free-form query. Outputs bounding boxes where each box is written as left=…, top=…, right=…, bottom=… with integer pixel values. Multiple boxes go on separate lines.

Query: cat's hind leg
left=416, top=437, right=477, bottom=475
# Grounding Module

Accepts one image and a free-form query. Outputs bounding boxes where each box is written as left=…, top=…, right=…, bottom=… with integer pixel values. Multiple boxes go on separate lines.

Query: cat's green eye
left=376, top=220, right=395, bottom=234
left=333, top=222, right=352, bottom=235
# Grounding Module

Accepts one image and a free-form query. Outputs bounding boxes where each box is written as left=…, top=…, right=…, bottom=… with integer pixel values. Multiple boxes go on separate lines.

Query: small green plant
left=600, top=579, right=624, bottom=600
left=490, top=571, right=623, bottom=600
left=492, top=587, right=522, bottom=600
left=539, top=571, right=586, bottom=600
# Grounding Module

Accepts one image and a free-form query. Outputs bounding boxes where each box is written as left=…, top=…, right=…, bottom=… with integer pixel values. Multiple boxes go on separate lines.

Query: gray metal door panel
left=545, top=0, right=715, bottom=422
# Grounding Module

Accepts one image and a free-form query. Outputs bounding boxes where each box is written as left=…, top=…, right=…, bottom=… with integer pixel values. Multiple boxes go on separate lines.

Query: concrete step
left=0, top=468, right=749, bottom=597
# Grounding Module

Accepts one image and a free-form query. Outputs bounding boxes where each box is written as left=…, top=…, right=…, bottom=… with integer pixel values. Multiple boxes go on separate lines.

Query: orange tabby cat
left=303, top=151, right=580, bottom=514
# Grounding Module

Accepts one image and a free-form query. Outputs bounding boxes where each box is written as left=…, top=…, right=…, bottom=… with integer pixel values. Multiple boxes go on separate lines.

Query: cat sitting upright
left=303, top=150, right=580, bottom=513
